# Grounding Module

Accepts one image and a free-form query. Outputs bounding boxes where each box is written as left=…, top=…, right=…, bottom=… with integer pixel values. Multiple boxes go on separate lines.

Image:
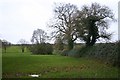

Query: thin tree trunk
left=86, top=35, right=91, bottom=47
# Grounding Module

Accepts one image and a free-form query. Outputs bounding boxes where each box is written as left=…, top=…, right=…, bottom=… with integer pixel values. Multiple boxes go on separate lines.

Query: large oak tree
left=75, top=3, right=116, bottom=46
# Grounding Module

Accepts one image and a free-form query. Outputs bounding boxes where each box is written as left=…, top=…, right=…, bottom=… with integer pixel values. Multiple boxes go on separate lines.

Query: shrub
left=61, top=49, right=69, bottom=56
left=30, top=43, right=53, bottom=55
left=67, top=49, right=80, bottom=57
left=53, top=50, right=62, bottom=55
left=45, top=43, right=53, bottom=55
left=59, top=44, right=85, bottom=57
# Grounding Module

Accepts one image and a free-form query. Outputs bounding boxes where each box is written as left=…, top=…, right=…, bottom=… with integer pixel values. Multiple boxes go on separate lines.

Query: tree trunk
left=86, top=36, right=97, bottom=47
left=86, top=35, right=91, bottom=47
left=90, top=35, right=96, bottom=46
left=4, top=47, right=6, bottom=53
left=86, top=21, right=98, bottom=47
left=68, top=38, right=74, bottom=50
left=21, top=46, right=24, bottom=53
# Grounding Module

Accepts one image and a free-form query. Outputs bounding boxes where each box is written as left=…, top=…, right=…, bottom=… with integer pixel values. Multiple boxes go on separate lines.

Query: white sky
left=0, top=0, right=119, bottom=44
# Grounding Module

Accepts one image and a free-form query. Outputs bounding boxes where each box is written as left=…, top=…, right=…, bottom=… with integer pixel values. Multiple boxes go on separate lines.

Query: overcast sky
left=0, top=0, right=119, bottom=44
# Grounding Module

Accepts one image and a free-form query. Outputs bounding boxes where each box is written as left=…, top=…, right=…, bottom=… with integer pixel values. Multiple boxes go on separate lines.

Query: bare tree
left=18, top=39, right=28, bottom=53
left=50, top=3, right=78, bottom=50
left=31, top=29, right=48, bottom=44
left=75, top=3, right=116, bottom=46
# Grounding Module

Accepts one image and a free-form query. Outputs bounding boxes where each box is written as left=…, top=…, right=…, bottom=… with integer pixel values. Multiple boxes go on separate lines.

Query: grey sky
left=0, top=0, right=119, bottom=44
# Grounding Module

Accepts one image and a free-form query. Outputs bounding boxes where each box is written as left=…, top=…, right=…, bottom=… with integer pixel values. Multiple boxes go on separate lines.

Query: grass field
left=2, top=46, right=119, bottom=78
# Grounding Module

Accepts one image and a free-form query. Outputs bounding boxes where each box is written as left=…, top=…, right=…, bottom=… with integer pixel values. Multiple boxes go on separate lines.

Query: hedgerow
left=78, top=41, right=119, bottom=67
left=63, top=41, right=119, bottom=67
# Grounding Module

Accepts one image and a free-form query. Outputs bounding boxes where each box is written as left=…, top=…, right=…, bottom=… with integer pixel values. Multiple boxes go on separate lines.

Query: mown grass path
left=2, top=52, right=118, bottom=78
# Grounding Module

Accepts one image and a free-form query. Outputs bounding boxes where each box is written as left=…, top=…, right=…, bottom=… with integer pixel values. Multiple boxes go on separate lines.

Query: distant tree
left=75, top=3, right=116, bottom=46
left=31, top=29, right=48, bottom=44
left=2, top=40, right=11, bottom=53
left=49, top=3, right=78, bottom=50
left=18, top=39, right=28, bottom=53
left=30, top=29, right=53, bottom=55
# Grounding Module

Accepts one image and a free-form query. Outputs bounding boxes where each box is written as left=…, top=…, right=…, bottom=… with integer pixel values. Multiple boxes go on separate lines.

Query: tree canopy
left=74, top=3, right=116, bottom=46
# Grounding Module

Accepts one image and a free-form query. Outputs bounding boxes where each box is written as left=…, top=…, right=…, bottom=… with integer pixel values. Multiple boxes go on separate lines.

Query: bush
left=61, top=49, right=69, bottom=56
left=45, top=43, right=53, bottom=55
left=61, top=44, right=84, bottom=57
left=53, top=50, right=62, bottom=55
left=78, top=42, right=119, bottom=67
left=67, top=49, right=80, bottom=57
left=30, top=43, right=53, bottom=55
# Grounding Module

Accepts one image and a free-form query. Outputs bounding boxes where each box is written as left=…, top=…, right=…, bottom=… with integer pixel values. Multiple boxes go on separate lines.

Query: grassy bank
left=2, top=47, right=119, bottom=78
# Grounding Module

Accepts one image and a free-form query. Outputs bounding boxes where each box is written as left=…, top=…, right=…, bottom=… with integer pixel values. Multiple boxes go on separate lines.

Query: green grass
left=2, top=46, right=28, bottom=53
left=2, top=46, right=119, bottom=78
